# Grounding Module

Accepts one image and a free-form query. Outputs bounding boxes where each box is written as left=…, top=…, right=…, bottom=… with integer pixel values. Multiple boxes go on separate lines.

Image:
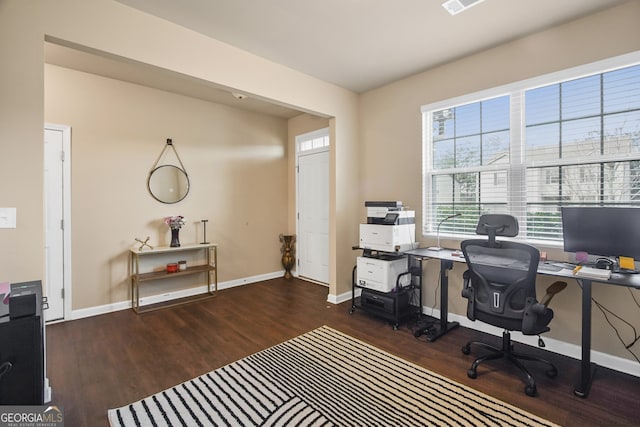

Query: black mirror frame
left=147, top=164, right=190, bottom=204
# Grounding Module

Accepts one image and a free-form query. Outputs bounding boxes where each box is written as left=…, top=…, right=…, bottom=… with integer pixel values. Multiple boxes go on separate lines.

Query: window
left=422, top=52, right=640, bottom=243
left=297, top=129, right=330, bottom=153
left=427, top=96, right=511, bottom=234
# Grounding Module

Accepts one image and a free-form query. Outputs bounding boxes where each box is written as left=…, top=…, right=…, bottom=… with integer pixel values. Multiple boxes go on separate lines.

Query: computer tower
left=0, top=280, right=46, bottom=405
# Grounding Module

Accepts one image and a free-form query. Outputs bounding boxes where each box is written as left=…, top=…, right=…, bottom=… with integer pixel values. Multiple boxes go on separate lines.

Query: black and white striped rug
left=108, top=326, right=558, bottom=426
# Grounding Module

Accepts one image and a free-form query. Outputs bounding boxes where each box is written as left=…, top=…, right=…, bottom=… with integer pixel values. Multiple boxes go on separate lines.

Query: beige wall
left=45, top=64, right=291, bottom=308
left=359, top=1, right=640, bottom=362
left=0, top=1, right=46, bottom=282
left=0, top=0, right=359, bottom=305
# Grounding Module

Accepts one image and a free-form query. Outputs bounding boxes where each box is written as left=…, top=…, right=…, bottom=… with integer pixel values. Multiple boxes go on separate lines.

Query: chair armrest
left=523, top=297, right=553, bottom=335
left=530, top=302, right=548, bottom=315
left=540, top=281, right=567, bottom=306
left=461, top=270, right=472, bottom=299
left=460, top=270, right=476, bottom=320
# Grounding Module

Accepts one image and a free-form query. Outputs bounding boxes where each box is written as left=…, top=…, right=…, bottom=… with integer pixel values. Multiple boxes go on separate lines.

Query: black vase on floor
left=170, top=228, right=181, bottom=247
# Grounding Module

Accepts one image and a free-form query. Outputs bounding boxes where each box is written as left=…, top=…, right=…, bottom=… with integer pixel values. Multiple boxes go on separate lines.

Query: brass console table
left=130, top=243, right=217, bottom=314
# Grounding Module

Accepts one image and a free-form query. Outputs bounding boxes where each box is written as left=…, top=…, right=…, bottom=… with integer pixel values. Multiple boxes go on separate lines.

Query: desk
left=404, top=247, right=640, bottom=398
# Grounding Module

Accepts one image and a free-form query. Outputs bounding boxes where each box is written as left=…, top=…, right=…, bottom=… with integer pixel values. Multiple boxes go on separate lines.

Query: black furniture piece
left=350, top=248, right=420, bottom=330
left=460, top=214, right=557, bottom=397
left=0, top=280, right=46, bottom=405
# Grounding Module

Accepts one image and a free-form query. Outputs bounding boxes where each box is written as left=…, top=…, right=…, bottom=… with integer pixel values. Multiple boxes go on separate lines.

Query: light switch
left=0, top=208, right=16, bottom=228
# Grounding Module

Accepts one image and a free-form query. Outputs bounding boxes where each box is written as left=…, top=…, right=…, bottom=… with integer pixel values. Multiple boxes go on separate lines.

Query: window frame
left=421, top=51, right=640, bottom=245
left=296, top=127, right=330, bottom=155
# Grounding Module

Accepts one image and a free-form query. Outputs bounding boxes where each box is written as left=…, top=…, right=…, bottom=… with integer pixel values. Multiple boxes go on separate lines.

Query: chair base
left=461, top=331, right=557, bottom=397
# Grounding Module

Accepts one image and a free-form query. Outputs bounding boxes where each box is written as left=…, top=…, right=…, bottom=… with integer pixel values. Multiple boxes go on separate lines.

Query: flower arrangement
left=164, top=215, right=185, bottom=230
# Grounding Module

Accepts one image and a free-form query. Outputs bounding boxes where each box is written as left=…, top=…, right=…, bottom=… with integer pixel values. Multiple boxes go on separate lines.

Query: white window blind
left=422, top=52, right=640, bottom=244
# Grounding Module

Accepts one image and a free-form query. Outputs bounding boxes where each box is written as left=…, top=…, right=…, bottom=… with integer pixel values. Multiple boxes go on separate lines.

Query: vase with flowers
left=164, top=215, right=185, bottom=247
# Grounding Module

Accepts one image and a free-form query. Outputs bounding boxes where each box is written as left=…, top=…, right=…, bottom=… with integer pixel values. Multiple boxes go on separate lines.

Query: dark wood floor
left=47, top=278, right=640, bottom=426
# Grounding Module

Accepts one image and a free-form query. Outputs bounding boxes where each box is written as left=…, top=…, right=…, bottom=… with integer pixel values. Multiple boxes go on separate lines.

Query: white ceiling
left=46, top=0, right=629, bottom=119
left=113, top=0, right=628, bottom=93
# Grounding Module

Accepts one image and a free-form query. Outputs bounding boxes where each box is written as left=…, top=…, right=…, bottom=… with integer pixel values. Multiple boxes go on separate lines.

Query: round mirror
left=147, top=165, right=190, bottom=204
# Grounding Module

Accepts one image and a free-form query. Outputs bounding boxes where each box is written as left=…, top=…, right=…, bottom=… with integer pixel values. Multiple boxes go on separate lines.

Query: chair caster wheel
left=525, top=384, right=537, bottom=397
left=461, top=345, right=470, bottom=355
left=546, top=368, right=558, bottom=378
left=467, top=369, right=477, bottom=379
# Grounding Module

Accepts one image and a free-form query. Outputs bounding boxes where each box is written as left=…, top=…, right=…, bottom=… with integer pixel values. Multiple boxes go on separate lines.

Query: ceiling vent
left=442, top=0, right=485, bottom=16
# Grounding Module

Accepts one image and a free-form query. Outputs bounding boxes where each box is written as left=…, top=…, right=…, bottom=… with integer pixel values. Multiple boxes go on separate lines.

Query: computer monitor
left=561, top=207, right=640, bottom=260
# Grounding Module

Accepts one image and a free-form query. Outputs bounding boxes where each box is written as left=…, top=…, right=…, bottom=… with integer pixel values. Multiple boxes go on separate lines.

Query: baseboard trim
left=332, top=288, right=640, bottom=378
left=68, top=271, right=283, bottom=320
left=331, top=289, right=354, bottom=304
left=443, top=310, right=640, bottom=378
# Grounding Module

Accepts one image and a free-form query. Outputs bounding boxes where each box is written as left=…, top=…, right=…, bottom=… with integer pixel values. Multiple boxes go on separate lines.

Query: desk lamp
left=428, top=213, right=461, bottom=251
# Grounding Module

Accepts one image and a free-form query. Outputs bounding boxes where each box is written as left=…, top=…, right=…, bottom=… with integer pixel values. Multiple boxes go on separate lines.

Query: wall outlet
left=0, top=208, right=16, bottom=228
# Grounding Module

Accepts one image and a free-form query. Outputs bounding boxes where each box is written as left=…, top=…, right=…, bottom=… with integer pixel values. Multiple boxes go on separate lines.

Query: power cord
left=0, top=362, right=12, bottom=381
left=408, top=318, right=438, bottom=338
left=630, top=288, right=640, bottom=310
left=409, top=259, right=442, bottom=339
left=592, top=298, right=640, bottom=363
left=578, top=281, right=640, bottom=363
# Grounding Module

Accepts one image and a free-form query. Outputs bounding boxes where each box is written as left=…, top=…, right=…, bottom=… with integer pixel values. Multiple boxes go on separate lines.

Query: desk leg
left=574, top=278, right=597, bottom=398
left=350, top=265, right=357, bottom=314
left=424, top=259, right=460, bottom=342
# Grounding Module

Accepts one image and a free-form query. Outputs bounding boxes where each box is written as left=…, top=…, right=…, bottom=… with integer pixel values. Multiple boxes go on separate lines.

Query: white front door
left=296, top=130, right=330, bottom=284
left=44, top=125, right=71, bottom=321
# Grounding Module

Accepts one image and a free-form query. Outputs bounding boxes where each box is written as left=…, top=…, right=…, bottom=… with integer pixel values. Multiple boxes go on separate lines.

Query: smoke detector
left=231, top=92, right=248, bottom=100
left=442, top=0, right=485, bottom=16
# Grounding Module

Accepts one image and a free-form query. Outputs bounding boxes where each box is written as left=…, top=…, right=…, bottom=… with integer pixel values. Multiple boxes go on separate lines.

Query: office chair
left=460, top=214, right=562, bottom=397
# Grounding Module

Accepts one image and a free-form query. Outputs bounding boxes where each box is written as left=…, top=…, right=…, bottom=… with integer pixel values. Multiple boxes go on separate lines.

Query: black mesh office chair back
left=460, top=214, right=557, bottom=397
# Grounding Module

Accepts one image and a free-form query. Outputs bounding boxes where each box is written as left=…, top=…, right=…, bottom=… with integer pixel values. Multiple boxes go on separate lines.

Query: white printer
left=359, top=201, right=416, bottom=253
left=359, top=223, right=416, bottom=252
left=356, top=255, right=410, bottom=293
left=365, top=201, right=403, bottom=222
